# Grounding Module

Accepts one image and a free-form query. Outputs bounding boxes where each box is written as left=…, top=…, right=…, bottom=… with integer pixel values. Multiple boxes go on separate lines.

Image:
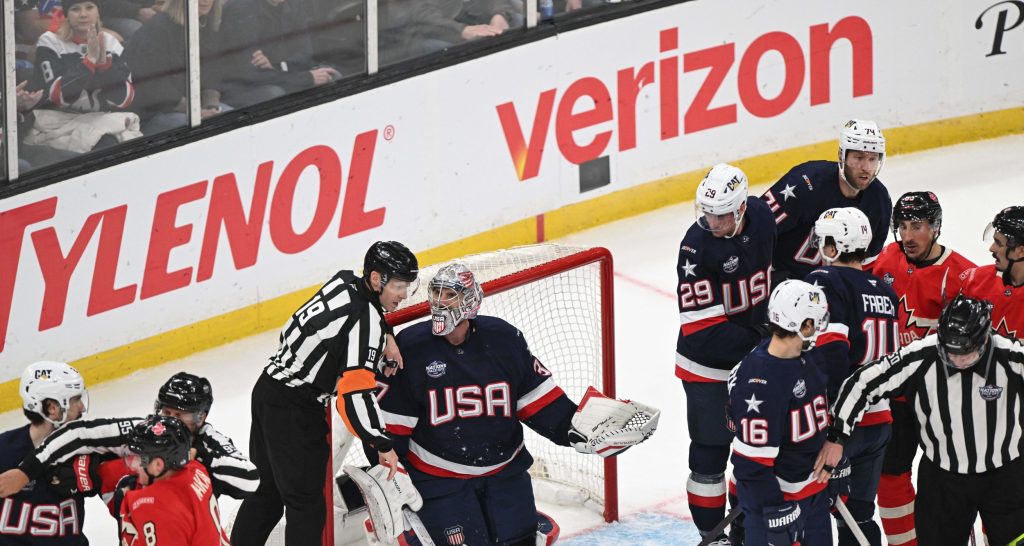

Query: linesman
left=232, top=241, right=419, bottom=546
left=815, top=295, right=1024, bottom=546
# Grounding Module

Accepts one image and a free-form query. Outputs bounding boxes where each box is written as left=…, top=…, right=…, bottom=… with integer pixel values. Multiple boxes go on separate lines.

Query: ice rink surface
left=3, top=134, right=1022, bottom=544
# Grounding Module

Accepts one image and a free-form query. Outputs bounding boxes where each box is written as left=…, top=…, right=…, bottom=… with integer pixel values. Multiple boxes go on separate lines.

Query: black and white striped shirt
left=265, top=270, right=391, bottom=450
left=19, top=417, right=259, bottom=499
left=831, top=334, right=1024, bottom=474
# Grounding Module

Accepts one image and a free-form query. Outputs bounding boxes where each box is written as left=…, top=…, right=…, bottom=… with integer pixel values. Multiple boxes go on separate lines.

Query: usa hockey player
left=674, top=163, right=775, bottom=543
left=374, top=263, right=659, bottom=545
left=961, top=205, right=1024, bottom=338
left=728, top=280, right=832, bottom=546
left=0, top=362, right=90, bottom=545
left=805, top=207, right=897, bottom=546
left=762, top=119, right=892, bottom=285
left=119, top=415, right=231, bottom=546
left=0, top=371, right=258, bottom=515
left=866, top=191, right=975, bottom=546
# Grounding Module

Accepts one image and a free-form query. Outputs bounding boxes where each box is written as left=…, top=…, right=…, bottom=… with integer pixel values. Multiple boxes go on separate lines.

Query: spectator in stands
left=126, top=0, right=230, bottom=135
left=217, top=0, right=341, bottom=108
left=24, top=0, right=142, bottom=155
left=395, top=0, right=523, bottom=61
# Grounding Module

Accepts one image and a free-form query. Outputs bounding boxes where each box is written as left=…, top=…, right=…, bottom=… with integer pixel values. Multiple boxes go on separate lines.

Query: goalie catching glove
left=568, top=386, right=660, bottom=458
left=343, top=462, right=423, bottom=541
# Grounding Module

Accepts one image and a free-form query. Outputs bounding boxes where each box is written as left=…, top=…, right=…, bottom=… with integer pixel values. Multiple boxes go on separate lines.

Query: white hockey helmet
left=694, top=163, right=749, bottom=238
left=768, top=280, right=829, bottom=350
left=813, top=207, right=873, bottom=263
left=428, top=263, right=483, bottom=336
left=839, top=119, right=886, bottom=182
left=20, top=361, right=89, bottom=427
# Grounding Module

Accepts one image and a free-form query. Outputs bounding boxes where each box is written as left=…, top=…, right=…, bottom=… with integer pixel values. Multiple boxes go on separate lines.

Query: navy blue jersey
left=0, top=425, right=88, bottom=545
left=806, top=266, right=899, bottom=425
left=728, top=343, right=830, bottom=511
left=675, top=197, right=775, bottom=381
left=382, top=317, right=577, bottom=493
left=761, top=160, right=892, bottom=281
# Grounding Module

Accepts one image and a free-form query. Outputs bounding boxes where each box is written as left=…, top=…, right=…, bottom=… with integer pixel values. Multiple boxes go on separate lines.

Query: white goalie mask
left=694, top=163, right=749, bottom=239
left=839, top=119, right=886, bottom=186
left=20, top=361, right=89, bottom=427
left=768, top=280, right=829, bottom=351
left=428, top=263, right=483, bottom=336
left=811, top=207, right=872, bottom=263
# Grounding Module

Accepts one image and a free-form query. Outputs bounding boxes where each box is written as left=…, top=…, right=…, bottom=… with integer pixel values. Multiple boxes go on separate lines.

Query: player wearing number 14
left=674, top=164, right=775, bottom=542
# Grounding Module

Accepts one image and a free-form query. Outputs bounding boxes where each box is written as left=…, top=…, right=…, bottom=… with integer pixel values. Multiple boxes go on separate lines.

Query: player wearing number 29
left=379, top=264, right=659, bottom=545
left=674, top=163, right=775, bottom=542
left=804, top=207, right=897, bottom=546
left=232, top=241, right=419, bottom=545
left=728, top=279, right=833, bottom=546
left=761, top=119, right=892, bottom=286
left=119, top=415, right=231, bottom=546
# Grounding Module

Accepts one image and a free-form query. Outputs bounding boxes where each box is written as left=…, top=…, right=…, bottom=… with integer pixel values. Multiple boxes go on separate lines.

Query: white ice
left=3, top=134, right=1021, bottom=544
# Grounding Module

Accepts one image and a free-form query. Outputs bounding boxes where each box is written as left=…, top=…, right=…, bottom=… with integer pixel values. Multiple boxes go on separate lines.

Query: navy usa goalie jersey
left=806, top=266, right=898, bottom=425
left=762, top=161, right=892, bottom=281
left=381, top=317, right=577, bottom=489
left=728, top=342, right=830, bottom=511
left=675, top=197, right=775, bottom=382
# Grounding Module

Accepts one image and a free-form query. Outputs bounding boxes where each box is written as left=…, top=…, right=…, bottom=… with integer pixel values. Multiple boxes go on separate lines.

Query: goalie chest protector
left=384, top=317, right=575, bottom=480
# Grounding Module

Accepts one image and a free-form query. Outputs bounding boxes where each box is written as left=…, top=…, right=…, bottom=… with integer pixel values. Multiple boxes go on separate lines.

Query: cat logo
left=34, top=370, right=53, bottom=380
left=727, top=176, right=741, bottom=192
left=808, top=292, right=821, bottom=304
left=823, top=210, right=838, bottom=220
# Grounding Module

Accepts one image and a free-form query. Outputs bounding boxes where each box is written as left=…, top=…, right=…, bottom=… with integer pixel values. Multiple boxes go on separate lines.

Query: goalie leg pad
left=344, top=463, right=423, bottom=541
left=536, top=511, right=560, bottom=545
left=568, top=386, right=660, bottom=457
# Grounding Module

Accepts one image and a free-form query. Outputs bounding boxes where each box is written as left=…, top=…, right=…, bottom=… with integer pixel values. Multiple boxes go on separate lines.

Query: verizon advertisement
left=0, top=0, right=1020, bottom=380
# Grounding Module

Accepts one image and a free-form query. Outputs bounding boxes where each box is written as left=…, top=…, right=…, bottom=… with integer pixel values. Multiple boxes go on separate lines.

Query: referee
left=232, top=241, right=419, bottom=546
left=814, top=295, right=1024, bottom=546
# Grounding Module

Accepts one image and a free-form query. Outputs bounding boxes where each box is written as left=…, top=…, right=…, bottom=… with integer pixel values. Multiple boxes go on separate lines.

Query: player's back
left=762, top=160, right=892, bottom=281
left=868, top=242, right=976, bottom=345
left=120, top=461, right=228, bottom=546
left=0, top=425, right=88, bottom=545
left=807, top=266, right=899, bottom=367
left=959, top=264, right=1024, bottom=339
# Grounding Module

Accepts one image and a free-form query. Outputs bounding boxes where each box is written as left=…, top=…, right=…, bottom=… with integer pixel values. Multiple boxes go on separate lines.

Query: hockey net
left=257, top=244, right=617, bottom=544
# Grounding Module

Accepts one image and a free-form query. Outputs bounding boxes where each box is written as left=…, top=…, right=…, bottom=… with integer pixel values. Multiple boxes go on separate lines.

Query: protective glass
left=386, top=277, right=419, bottom=298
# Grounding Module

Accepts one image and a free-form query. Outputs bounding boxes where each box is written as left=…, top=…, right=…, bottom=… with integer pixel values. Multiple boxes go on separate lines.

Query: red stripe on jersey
left=385, top=423, right=414, bottom=436
left=816, top=332, right=850, bottom=346
left=517, top=386, right=566, bottom=419
left=675, top=366, right=722, bottom=383
left=687, top=491, right=726, bottom=509
left=49, top=78, right=65, bottom=107
left=680, top=314, right=728, bottom=336
left=859, top=410, right=893, bottom=427
left=405, top=451, right=509, bottom=479
left=733, top=449, right=775, bottom=467
left=782, top=479, right=827, bottom=501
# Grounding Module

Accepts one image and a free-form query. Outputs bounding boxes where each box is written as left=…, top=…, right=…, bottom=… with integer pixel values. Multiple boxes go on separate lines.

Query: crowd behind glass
left=1, top=0, right=627, bottom=180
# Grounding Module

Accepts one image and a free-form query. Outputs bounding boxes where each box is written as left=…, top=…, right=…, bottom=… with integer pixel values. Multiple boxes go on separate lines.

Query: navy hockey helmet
left=155, top=372, right=213, bottom=415
left=364, top=241, right=420, bottom=287
left=128, top=415, right=193, bottom=470
left=936, top=295, right=992, bottom=369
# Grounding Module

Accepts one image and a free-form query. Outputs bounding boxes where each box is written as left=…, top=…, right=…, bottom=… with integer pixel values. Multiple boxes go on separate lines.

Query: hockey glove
left=827, top=457, right=851, bottom=509
left=110, top=474, right=138, bottom=519
left=568, top=386, right=660, bottom=458
left=763, top=502, right=804, bottom=546
left=344, top=462, right=423, bottom=541
left=45, top=454, right=102, bottom=498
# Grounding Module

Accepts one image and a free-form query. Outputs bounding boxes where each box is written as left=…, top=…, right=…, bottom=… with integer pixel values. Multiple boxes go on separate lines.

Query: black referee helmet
left=155, top=372, right=213, bottom=415
left=363, top=241, right=419, bottom=285
left=937, top=295, right=992, bottom=368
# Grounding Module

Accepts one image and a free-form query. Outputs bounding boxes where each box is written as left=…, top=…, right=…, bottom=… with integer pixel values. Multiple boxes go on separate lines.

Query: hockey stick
left=403, top=507, right=437, bottom=546
left=696, top=505, right=741, bottom=546
left=835, top=497, right=870, bottom=546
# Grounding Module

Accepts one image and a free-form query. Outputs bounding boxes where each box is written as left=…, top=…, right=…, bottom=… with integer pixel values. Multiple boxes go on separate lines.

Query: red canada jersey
left=959, top=264, right=1024, bottom=339
left=867, top=243, right=976, bottom=346
left=119, top=460, right=230, bottom=546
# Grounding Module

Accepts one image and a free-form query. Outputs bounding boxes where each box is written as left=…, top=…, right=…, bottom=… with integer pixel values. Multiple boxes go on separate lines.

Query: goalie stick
left=696, top=505, right=741, bottom=546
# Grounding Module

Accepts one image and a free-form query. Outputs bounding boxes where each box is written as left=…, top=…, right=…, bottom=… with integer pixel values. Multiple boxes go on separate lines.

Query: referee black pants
left=232, top=373, right=331, bottom=546
left=916, top=456, right=1024, bottom=546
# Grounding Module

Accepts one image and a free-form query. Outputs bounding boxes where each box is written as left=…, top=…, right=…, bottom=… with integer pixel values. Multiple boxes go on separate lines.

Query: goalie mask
left=838, top=119, right=885, bottom=190
left=20, top=361, right=89, bottom=428
left=768, top=280, right=829, bottom=351
left=811, top=207, right=872, bottom=263
left=694, top=163, right=749, bottom=239
left=428, top=263, right=483, bottom=336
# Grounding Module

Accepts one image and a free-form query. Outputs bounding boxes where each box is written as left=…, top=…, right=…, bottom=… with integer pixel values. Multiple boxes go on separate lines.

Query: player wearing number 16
left=674, top=164, right=776, bottom=542
left=803, top=207, right=897, bottom=546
